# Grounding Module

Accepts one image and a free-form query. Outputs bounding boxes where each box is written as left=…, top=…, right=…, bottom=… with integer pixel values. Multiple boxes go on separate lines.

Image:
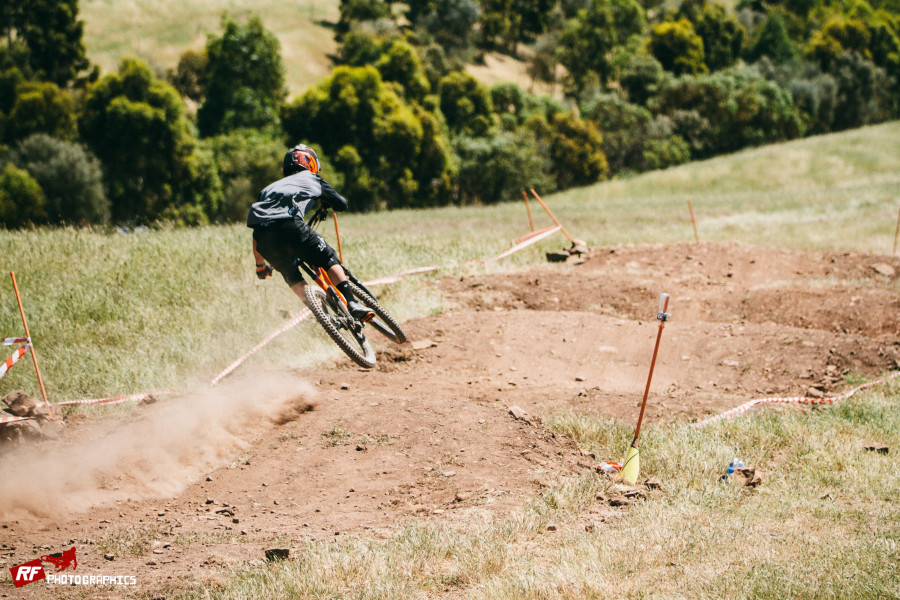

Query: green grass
left=0, top=122, right=897, bottom=404
left=178, top=382, right=900, bottom=599
left=80, top=0, right=340, bottom=95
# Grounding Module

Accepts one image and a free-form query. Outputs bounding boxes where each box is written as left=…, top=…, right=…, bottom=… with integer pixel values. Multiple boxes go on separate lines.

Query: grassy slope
left=184, top=386, right=900, bottom=599
left=1, top=123, right=897, bottom=597
left=174, top=125, right=899, bottom=599
left=81, top=0, right=545, bottom=97
left=1, top=121, right=897, bottom=403
left=80, top=0, right=340, bottom=95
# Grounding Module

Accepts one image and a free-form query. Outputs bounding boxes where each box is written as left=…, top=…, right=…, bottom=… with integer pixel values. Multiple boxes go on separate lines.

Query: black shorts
left=252, top=214, right=341, bottom=287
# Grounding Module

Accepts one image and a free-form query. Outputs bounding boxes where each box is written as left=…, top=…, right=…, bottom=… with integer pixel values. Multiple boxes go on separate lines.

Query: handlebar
left=307, top=206, right=329, bottom=227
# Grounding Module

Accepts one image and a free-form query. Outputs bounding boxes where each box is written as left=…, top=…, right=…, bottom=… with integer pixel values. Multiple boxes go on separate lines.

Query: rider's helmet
left=282, top=144, right=320, bottom=176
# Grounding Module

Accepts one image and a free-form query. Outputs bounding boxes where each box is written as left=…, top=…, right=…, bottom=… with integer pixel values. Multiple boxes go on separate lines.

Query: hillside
left=0, top=124, right=898, bottom=597
left=81, top=0, right=341, bottom=95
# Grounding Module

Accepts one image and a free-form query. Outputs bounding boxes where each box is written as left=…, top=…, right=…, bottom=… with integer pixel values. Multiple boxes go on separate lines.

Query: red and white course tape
left=0, top=226, right=566, bottom=413
left=210, top=309, right=311, bottom=384
left=691, top=371, right=900, bottom=429
left=55, top=389, right=177, bottom=408
left=0, top=414, right=32, bottom=425
left=0, top=343, right=31, bottom=380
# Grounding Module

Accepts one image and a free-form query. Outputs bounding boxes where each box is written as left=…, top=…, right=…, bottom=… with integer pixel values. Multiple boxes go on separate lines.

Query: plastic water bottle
left=725, top=458, right=744, bottom=478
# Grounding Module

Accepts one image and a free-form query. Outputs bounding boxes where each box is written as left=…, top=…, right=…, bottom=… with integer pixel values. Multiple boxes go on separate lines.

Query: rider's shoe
left=347, top=300, right=375, bottom=321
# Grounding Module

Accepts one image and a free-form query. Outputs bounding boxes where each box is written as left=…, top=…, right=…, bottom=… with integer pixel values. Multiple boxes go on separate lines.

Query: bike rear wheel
left=305, top=285, right=376, bottom=369
left=348, top=282, right=407, bottom=344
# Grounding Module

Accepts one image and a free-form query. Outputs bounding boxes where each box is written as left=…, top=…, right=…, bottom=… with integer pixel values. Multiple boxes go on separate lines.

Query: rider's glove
left=256, top=263, right=273, bottom=280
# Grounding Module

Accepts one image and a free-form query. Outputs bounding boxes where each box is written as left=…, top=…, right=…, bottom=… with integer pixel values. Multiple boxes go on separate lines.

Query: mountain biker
left=248, top=144, right=374, bottom=321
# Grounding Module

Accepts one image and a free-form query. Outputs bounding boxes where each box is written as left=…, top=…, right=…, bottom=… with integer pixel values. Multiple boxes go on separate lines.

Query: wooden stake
left=522, top=190, right=535, bottom=232
left=529, top=189, right=575, bottom=244
left=893, top=204, right=900, bottom=256
left=687, top=199, right=699, bottom=243
left=10, top=272, right=53, bottom=418
left=332, top=212, right=344, bottom=263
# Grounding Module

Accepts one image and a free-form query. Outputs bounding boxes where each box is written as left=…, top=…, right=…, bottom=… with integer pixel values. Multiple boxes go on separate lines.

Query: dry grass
left=466, top=50, right=564, bottom=101
left=80, top=0, right=340, bottom=95
left=181, top=383, right=900, bottom=599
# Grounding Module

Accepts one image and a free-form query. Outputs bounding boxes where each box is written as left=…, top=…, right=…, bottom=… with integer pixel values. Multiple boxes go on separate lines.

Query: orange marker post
left=687, top=199, right=699, bottom=243
left=529, top=189, right=575, bottom=244
left=620, top=293, right=670, bottom=485
left=9, top=272, right=53, bottom=419
left=332, top=212, right=344, bottom=264
left=522, top=190, right=535, bottom=232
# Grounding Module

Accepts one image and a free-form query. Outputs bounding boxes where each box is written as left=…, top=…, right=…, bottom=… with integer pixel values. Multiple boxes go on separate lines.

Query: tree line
left=0, top=0, right=897, bottom=227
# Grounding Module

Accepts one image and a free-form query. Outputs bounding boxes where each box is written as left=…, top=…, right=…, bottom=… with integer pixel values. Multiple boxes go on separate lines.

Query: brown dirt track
left=1, top=241, right=898, bottom=598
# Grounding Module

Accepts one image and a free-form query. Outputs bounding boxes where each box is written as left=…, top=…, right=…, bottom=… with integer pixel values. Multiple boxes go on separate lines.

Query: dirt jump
left=1, top=241, right=898, bottom=597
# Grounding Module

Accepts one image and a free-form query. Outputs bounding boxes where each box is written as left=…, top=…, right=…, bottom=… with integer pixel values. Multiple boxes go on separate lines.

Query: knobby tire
left=348, top=282, right=407, bottom=344
left=305, top=286, right=376, bottom=369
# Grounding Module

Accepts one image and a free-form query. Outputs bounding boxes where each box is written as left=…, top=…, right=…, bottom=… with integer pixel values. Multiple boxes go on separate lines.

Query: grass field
left=80, top=0, right=546, bottom=97
left=81, top=0, right=341, bottom=95
left=1, top=122, right=898, bottom=598
left=1, top=121, right=897, bottom=403
left=181, top=384, right=900, bottom=599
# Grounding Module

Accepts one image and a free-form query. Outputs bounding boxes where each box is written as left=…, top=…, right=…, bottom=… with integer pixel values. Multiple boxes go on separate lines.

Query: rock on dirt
left=644, top=476, right=663, bottom=490
left=411, top=339, right=438, bottom=350
left=0, top=419, right=43, bottom=443
left=265, top=548, right=290, bottom=561
left=608, top=494, right=631, bottom=507
left=508, top=405, right=532, bottom=424
left=731, top=467, right=763, bottom=487
left=870, top=263, right=896, bottom=277
left=2, top=390, right=40, bottom=417
left=547, top=241, right=592, bottom=264
left=546, top=251, right=570, bottom=263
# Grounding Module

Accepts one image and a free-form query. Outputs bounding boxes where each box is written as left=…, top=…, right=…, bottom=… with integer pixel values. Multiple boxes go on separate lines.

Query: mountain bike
left=300, top=208, right=406, bottom=369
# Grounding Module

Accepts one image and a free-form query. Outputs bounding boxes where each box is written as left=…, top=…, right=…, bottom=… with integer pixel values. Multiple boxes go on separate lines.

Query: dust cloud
left=0, top=372, right=316, bottom=518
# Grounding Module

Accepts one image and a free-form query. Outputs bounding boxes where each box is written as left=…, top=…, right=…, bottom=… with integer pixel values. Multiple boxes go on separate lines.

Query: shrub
left=454, top=130, right=554, bottom=204
left=619, top=54, right=665, bottom=106
left=438, top=71, right=493, bottom=135
left=652, top=67, right=805, bottom=158
left=197, top=16, right=286, bottom=137
left=202, top=129, right=284, bottom=222
left=527, top=111, right=608, bottom=189
left=167, top=49, right=207, bottom=104
left=283, top=66, right=453, bottom=210
left=11, top=134, right=109, bottom=225
left=695, top=4, right=746, bottom=71
left=558, top=0, right=646, bottom=90
left=649, top=19, right=707, bottom=75
left=80, top=57, right=207, bottom=224
left=0, top=163, right=46, bottom=228
left=747, top=12, right=799, bottom=63
left=3, top=80, right=77, bottom=144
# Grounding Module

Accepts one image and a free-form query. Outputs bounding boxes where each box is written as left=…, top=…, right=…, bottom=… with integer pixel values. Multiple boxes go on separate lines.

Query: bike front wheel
left=348, top=282, right=407, bottom=344
left=305, top=285, right=376, bottom=369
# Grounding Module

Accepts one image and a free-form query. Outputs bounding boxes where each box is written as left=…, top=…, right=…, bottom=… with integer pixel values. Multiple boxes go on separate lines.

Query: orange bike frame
left=310, top=267, right=348, bottom=307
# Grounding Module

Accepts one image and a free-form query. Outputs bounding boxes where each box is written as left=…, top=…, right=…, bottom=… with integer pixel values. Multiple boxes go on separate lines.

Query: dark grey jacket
left=247, top=170, right=347, bottom=227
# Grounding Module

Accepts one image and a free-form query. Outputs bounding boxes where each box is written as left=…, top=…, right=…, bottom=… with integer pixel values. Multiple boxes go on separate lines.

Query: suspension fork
left=340, top=266, right=378, bottom=303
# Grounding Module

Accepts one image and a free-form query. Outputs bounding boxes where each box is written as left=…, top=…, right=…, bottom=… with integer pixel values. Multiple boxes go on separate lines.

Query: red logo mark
left=40, top=547, right=78, bottom=572
left=10, top=559, right=46, bottom=588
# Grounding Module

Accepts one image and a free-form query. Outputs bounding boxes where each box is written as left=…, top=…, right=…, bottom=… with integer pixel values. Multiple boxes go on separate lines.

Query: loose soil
left=1, top=242, right=897, bottom=599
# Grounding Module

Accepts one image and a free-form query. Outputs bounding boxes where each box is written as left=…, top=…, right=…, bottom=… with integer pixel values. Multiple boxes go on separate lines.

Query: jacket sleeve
left=318, top=177, right=348, bottom=212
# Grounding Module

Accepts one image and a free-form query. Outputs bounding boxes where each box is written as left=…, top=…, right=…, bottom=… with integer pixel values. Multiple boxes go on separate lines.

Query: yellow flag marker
left=621, top=293, right=671, bottom=485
